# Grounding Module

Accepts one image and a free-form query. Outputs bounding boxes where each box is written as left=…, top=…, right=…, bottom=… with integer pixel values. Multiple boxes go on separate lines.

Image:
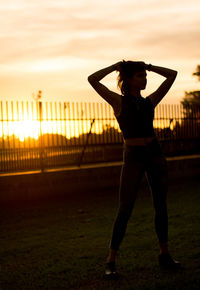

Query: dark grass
left=0, top=176, right=200, bottom=289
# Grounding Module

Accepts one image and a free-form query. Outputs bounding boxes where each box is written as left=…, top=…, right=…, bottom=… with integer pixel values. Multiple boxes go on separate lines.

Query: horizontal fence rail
left=0, top=100, right=200, bottom=172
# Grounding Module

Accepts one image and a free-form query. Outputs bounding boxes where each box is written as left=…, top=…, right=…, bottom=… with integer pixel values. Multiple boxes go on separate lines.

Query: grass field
left=0, top=176, right=200, bottom=289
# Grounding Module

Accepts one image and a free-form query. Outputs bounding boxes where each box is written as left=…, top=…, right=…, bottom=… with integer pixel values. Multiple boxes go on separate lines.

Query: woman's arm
left=88, top=62, right=122, bottom=107
left=146, top=64, right=178, bottom=107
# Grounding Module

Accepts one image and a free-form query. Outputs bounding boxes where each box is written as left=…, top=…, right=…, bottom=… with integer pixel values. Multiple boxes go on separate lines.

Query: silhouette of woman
left=88, top=60, right=181, bottom=277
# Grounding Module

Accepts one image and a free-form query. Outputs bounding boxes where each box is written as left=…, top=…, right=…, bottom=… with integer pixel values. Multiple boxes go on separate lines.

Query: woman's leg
left=146, top=153, right=169, bottom=252
left=107, top=159, right=145, bottom=262
left=146, top=150, right=181, bottom=269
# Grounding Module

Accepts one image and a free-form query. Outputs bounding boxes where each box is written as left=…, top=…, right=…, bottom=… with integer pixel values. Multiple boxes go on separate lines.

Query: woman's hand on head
left=138, top=61, right=147, bottom=69
left=113, top=61, right=123, bottom=71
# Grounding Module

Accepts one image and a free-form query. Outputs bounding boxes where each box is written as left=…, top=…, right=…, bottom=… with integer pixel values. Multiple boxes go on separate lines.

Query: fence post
left=1, top=101, right=5, bottom=172
left=39, top=101, right=44, bottom=172
left=78, top=118, right=95, bottom=167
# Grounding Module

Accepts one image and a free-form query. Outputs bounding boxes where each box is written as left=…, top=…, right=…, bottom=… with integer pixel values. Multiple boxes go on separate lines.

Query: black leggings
left=110, top=139, right=168, bottom=251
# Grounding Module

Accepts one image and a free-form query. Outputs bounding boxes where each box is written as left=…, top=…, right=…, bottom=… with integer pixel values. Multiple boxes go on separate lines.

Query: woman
left=88, top=60, right=181, bottom=277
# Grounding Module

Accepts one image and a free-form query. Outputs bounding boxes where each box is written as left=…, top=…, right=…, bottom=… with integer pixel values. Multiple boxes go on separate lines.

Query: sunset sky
left=0, top=0, right=199, bottom=104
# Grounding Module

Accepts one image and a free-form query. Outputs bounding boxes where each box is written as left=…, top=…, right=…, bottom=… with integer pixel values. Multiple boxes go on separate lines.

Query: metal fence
left=0, top=100, right=200, bottom=172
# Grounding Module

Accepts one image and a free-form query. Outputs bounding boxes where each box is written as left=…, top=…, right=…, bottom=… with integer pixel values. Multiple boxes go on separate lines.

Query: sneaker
left=105, top=261, right=119, bottom=279
left=159, top=253, right=182, bottom=270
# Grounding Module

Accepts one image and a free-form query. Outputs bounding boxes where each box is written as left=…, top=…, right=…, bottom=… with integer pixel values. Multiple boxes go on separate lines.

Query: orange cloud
left=0, top=0, right=199, bottom=103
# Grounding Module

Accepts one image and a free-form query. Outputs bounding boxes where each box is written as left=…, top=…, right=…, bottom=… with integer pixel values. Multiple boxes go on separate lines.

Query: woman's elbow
left=173, top=70, right=178, bottom=78
left=88, top=75, right=93, bottom=84
left=169, top=70, right=178, bottom=80
left=88, top=75, right=92, bottom=84
left=88, top=74, right=97, bottom=85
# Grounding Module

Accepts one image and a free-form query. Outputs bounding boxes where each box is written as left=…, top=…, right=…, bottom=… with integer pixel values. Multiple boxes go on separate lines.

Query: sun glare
left=14, top=120, right=40, bottom=141
left=0, top=100, right=181, bottom=147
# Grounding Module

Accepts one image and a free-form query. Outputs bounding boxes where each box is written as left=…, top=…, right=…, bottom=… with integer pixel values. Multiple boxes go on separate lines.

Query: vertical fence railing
left=0, top=101, right=199, bottom=172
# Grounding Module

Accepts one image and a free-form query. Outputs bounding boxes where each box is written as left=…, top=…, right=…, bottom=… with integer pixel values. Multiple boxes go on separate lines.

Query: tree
left=181, top=65, right=200, bottom=107
left=180, top=65, right=200, bottom=140
left=193, top=65, right=200, bottom=80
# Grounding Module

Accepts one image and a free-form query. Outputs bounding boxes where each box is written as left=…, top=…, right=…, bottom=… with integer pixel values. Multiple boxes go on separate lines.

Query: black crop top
left=115, top=94, right=155, bottom=139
